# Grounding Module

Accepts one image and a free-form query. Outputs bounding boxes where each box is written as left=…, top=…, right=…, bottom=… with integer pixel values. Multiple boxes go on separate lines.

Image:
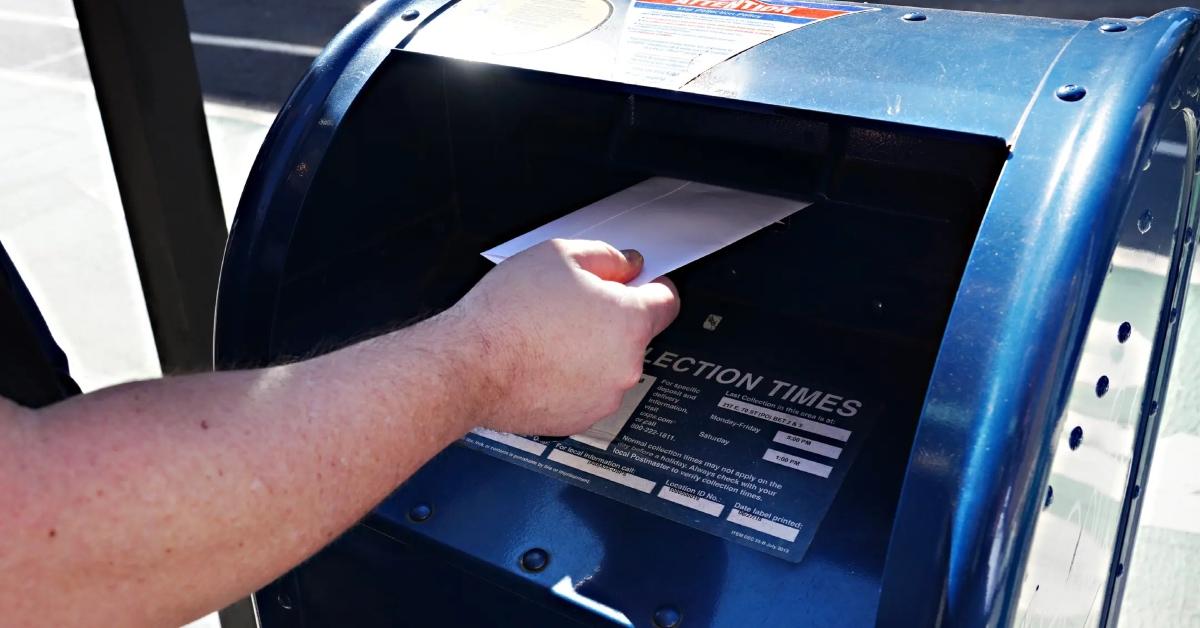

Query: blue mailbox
left=215, top=1, right=1200, bottom=626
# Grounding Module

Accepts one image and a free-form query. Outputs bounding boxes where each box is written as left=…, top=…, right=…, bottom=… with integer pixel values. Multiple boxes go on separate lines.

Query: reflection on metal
left=1014, top=106, right=1198, bottom=625
left=1121, top=151, right=1200, bottom=624
left=1108, top=104, right=1200, bottom=625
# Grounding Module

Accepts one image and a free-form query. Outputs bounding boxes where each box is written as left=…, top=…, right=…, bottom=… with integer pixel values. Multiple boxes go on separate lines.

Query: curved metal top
left=403, top=1, right=1083, bottom=140
left=683, top=9, right=1081, bottom=140
left=218, top=0, right=1085, bottom=357
left=878, top=8, right=1200, bottom=627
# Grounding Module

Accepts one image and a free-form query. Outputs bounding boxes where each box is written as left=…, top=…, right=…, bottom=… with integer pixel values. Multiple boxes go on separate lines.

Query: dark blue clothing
left=0, top=240, right=80, bottom=407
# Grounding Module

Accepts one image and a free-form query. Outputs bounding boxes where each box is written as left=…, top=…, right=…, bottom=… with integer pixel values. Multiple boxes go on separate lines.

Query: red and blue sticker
left=634, top=0, right=873, bottom=24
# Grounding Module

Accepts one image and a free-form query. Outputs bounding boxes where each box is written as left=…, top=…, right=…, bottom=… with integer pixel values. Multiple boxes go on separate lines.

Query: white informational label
left=773, top=430, right=842, bottom=459
left=460, top=340, right=879, bottom=564
left=762, top=448, right=832, bottom=478
left=719, top=396, right=851, bottom=441
left=472, top=428, right=549, bottom=456
left=657, top=485, right=725, bottom=516
left=572, top=375, right=658, bottom=450
left=726, top=508, right=800, bottom=542
left=548, top=449, right=657, bottom=493
left=617, top=0, right=871, bottom=88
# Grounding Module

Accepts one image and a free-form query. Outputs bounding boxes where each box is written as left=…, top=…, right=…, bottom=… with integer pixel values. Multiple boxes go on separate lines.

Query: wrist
left=421, top=306, right=503, bottom=435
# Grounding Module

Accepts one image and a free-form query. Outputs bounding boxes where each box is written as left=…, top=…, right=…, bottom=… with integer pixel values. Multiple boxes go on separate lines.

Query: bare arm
left=0, top=240, right=679, bottom=627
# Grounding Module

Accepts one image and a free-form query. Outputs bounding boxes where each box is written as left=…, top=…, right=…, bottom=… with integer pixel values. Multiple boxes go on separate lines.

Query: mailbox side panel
left=879, top=10, right=1200, bottom=628
left=1015, top=98, right=1200, bottom=628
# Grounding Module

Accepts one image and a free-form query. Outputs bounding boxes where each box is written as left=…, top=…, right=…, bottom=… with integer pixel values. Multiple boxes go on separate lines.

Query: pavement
left=183, top=0, right=361, bottom=111
left=0, top=0, right=1197, bottom=626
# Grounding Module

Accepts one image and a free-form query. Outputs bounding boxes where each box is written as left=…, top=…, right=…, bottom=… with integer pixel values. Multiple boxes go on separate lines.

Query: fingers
left=540, top=238, right=678, bottom=336
left=556, top=239, right=644, bottom=284
left=633, top=276, right=681, bottom=337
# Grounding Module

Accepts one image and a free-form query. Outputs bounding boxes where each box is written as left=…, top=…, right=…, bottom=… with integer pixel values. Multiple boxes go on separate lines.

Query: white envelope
left=482, top=178, right=809, bottom=285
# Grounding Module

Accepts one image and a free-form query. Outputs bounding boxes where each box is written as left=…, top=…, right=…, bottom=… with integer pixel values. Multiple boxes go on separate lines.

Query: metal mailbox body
left=215, top=2, right=1200, bottom=626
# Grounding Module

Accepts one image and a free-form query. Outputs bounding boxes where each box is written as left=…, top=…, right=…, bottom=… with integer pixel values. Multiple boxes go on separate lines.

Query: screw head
left=653, top=606, right=683, bottom=628
left=1095, top=375, right=1110, bottom=398
left=901, top=12, right=926, bottom=22
left=1099, top=22, right=1128, bottom=33
left=1044, top=484, right=1054, bottom=509
left=408, top=503, right=432, bottom=522
left=401, top=8, right=420, bottom=21
left=1056, top=84, right=1087, bottom=102
left=276, top=591, right=294, bottom=610
left=520, top=548, right=550, bottom=572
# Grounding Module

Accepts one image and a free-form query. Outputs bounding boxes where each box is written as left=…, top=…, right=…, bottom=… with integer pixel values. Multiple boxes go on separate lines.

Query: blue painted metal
left=684, top=8, right=1081, bottom=138
left=214, top=1, right=1200, bottom=626
left=879, top=9, right=1200, bottom=627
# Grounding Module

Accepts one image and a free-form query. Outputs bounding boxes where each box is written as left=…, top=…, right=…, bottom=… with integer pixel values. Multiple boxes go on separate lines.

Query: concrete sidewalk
left=0, top=0, right=271, bottom=392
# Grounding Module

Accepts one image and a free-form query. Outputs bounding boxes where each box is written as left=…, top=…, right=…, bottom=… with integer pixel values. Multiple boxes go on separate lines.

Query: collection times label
left=462, top=345, right=878, bottom=562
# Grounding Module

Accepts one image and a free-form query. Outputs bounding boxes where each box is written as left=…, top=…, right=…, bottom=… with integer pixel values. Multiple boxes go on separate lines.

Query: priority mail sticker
left=618, top=0, right=876, bottom=88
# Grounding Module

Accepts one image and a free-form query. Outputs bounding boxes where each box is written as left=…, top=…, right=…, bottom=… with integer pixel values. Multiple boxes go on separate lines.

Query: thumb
left=561, top=239, right=644, bottom=284
left=633, top=276, right=681, bottom=337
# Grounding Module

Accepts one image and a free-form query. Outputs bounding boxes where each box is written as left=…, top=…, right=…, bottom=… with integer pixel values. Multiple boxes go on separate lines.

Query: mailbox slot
left=275, top=52, right=1005, bottom=357
left=258, top=51, right=1008, bottom=624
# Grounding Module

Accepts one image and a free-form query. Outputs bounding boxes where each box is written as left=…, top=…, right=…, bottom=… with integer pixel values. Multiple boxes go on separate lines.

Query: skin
left=0, top=239, right=679, bottom=628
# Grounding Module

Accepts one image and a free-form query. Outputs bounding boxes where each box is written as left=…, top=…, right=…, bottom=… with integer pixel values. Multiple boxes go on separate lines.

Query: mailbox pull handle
left=550, top=576, right=634, bottom=627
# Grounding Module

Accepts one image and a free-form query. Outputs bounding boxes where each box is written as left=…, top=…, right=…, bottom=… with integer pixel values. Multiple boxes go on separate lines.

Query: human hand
left=449, top=239, right=679, bottom=435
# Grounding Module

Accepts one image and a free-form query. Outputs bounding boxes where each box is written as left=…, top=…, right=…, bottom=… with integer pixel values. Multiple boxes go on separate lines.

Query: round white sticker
left=410, top=0, right=613, bottom=57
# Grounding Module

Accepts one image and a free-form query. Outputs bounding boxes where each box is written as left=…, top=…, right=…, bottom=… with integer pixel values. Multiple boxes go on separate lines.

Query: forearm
left=1, top=311, right=482, bottom=627
left=0, top=238, right=678, bottom=627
